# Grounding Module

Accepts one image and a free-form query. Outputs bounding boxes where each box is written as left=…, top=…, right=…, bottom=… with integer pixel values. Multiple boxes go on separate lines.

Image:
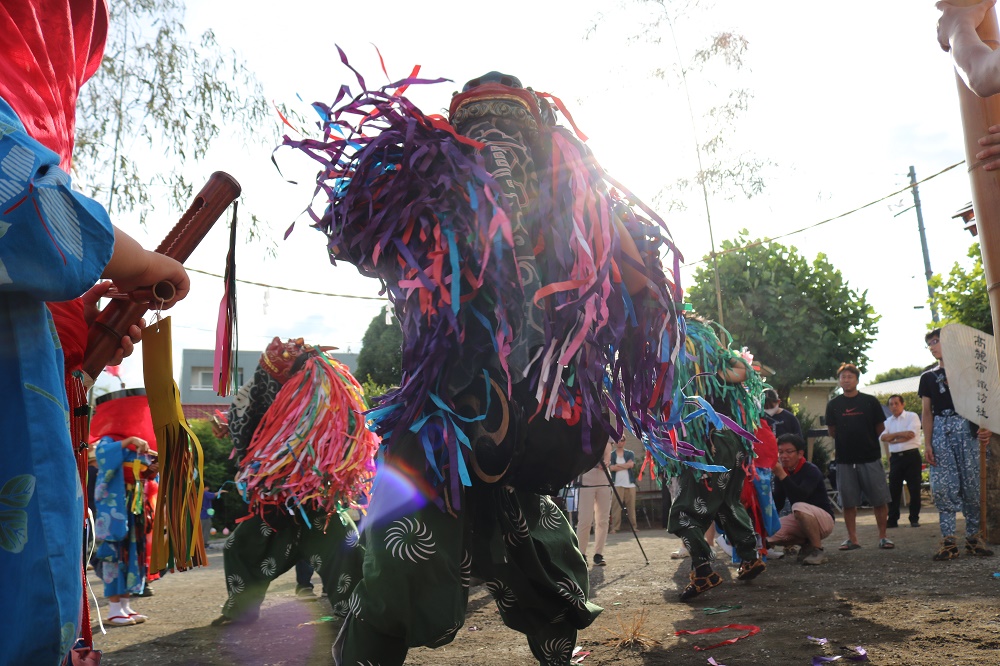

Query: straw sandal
left=679, top=565, right=723, bottom=601
left=965, top=534, right=994, bottom=557
left=933, top=537, right=959, bottom=561
left=736, top=558, right=766, bottom=581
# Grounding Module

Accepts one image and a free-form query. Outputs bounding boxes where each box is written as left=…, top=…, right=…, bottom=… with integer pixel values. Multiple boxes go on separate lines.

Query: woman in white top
left=575, top=442, right=613, bottom=566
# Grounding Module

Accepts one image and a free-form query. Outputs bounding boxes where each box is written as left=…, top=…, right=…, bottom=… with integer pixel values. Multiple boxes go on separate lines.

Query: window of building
left=191, top=367, right=243, bottom=390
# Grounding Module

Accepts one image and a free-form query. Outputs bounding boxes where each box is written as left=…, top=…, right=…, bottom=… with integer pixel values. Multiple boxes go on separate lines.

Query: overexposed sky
left=96, top=0, right=982, bottom=395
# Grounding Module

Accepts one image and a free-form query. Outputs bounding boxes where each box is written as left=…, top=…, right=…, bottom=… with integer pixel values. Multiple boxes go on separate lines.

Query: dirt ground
left=89, top=504, right=1000, bottom=666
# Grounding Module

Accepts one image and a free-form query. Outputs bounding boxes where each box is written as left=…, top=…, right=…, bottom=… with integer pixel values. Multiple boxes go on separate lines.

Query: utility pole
left=909, top=166, right=939, bottom=323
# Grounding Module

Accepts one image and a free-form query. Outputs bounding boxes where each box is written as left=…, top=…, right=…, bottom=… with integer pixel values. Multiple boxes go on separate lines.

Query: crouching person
left=768, top=435, right=836, bottom=565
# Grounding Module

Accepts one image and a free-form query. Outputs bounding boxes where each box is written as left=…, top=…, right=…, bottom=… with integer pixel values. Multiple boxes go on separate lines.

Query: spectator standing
left=763, top=389, right=803, bottom=440
left=880, top=395, right=923, bottom=528
left=919, top=330, right=994, bottom=560
left=825, top=363, right=892, bottom=551
left=575, top=442, right=613, bottom=566
left=609, top=436, right=637, bottom=533
left=200, top=486, right=225, bottom=549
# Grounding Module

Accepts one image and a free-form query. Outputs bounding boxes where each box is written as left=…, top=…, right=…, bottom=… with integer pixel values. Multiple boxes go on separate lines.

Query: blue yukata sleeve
left=0, top=95, right=114, bottom=300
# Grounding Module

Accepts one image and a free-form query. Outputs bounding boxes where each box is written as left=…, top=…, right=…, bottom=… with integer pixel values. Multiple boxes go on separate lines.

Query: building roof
left=861, top=375, right=922, bottom=397
left=182, top=404, right=221, bottom=422
left=802, top=378, right=838, bottom=386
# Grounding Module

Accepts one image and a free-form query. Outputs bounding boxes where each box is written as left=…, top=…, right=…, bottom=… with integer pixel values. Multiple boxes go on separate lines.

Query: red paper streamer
left=675, top=624, right=761, bottom=651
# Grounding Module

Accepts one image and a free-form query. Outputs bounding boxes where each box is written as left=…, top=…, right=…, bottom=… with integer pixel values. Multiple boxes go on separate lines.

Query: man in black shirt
left=769, top=435, right=836, bottom=565
left=825, top=363, right=891, bottom=551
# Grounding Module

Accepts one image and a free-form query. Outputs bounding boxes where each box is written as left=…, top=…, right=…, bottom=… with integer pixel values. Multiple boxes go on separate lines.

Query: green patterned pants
left=667, top=430, right=758, bottom=568
left=220, top=509, right=363, bottom=621
left=334, top=460, right=601, bottom=665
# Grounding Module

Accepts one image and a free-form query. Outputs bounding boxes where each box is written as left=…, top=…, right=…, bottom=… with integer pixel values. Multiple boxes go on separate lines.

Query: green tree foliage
left=869, top=391, right=922, bottom=416
left=928, top=243, right=992, bottom=335
left=188, top=419, right=247, bottom=531
left=592, top=1, right=773, bottom=322
left=360, top=377, right=392, bottom=405
left=688, top=232, right=880, bottom=398
left=620, top=1, right=771, bottom=208
left=873, top=365, right=925, bottom=384
left=73, top=0, right=270, bottom=224
left=355, top=312, right=402, bottom=388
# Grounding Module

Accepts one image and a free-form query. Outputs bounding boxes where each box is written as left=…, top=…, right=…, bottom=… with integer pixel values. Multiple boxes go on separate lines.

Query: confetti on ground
left=806, top=636, right=869, bottom=665
left=571, top=646, right=591, bottom=664
left=296, top=616, right=334, bottom=628
left=703, top=604, right=742, bottom=615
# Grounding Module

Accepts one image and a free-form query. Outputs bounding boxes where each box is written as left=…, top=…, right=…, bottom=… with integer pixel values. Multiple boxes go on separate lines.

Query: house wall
left=788, top=382, right=837, bottom=425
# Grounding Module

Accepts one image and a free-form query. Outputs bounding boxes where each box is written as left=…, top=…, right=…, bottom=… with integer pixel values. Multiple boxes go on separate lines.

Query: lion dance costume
left=665, top=317, right=768, bottom=600
left=216, top=338, right=377, bottom=624
left=288, top=59, right=693, bottom=664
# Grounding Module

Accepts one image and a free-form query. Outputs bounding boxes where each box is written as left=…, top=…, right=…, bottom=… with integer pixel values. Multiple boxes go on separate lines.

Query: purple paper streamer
left=810, top=644, right=868, bottom=665
left=848, top=646, right=868, bottom=661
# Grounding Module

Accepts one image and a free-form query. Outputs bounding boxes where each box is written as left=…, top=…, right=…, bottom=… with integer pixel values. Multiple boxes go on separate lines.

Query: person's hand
left=937, top=0, right=996, bottom=51
left=718, top=358, right=749, bottom=384
left=925, top=445, right=937, bottom=467
left=80, top=281, right=146, bottom=365
left=211, top=421, right=229, bottom=439
left=113, top=251, right=190, bottom=309
left=121, top=436, right=150, bottom=455
left=146, top=461, right=159, bottom=477
left=975, top=124, right=1000, bottom=170
left=771, top=461, right=787, bottom=480
left=977, top=427, right=992, bottom=445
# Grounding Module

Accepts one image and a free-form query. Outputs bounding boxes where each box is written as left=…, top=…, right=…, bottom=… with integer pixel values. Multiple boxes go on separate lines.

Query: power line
left=189, top=159, right=967, bottom=290
left=185, top=267, right=387, bottom=301
left=681, top=160, right=965, bottom=269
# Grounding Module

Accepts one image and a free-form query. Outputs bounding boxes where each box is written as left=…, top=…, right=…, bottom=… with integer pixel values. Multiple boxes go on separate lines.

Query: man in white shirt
left=879, top=394, right=923, bottom=528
